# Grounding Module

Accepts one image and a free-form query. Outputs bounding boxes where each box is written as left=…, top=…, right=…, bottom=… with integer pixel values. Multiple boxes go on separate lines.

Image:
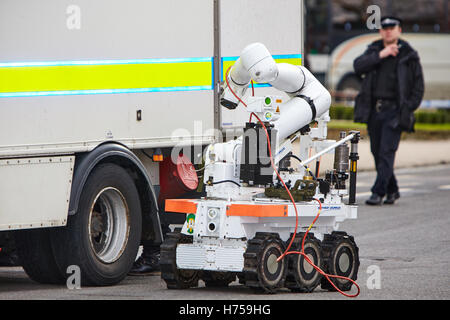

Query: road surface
left=0, top=164, right=449, bottom=300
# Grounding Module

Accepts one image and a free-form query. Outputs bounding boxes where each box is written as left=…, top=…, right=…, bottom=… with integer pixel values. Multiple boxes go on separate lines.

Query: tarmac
left=295, top=139, right=450, bottom=173
left=2, top=163, right=449, bottom=300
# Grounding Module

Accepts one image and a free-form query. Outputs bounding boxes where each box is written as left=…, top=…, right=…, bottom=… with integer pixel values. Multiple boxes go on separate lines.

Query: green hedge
left=415, top=109, right=450, bottom=124
left=329, top=106, right=354, bottom=121
left=330, top=105, right=450, bottom=124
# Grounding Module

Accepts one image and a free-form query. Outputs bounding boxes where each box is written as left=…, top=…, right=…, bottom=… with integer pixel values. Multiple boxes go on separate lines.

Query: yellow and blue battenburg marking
left=0, top=54, right=301, bottom=98
left=0, top=57, right=213, bottom=98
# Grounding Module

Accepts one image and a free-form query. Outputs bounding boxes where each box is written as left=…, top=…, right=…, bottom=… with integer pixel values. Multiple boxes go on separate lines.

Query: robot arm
left=272, top=65, right=331, bottom=141
left=221, top=43, right=278, bottom=109
left=221, top=43, right=331, bottom=142
left=207, top=43, right=332, bottom=189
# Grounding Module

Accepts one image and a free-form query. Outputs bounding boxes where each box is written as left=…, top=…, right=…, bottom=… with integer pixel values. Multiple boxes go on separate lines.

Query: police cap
left=380, top=16, right=402, bottom=29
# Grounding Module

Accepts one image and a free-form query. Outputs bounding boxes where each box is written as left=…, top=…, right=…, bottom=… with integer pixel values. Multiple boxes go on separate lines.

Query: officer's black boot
left=366, top=193, right=383, bottom=206
left=128, top=252, right=160, bottom=276
left=384, top=191, right=400, bottom=205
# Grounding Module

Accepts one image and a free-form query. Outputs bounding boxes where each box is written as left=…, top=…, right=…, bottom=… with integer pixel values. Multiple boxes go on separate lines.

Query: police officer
left=353, top=16, right=424, bottom=205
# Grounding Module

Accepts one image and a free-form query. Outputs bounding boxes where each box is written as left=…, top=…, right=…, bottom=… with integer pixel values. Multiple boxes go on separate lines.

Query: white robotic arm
left=272, top=65, right=331, bottom=141
left=221, top=42, right=331, bottom=142
left=221, top=43, right=278, bottom=109
left=205, top=43, right=332, bottom=193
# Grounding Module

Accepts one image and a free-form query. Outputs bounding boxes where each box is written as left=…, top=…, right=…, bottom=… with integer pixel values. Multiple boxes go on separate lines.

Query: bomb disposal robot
left=161, top=43, right=361, bottom=294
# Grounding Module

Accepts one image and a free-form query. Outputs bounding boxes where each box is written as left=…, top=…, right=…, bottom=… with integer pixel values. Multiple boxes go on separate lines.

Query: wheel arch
left=68, top=142, right=163, bottom=244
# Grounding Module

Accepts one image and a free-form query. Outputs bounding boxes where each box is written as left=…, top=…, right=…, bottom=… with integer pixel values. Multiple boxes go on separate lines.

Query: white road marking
left=438, top=185, right=450, bottom=190
left=399, top=182, right=420, bottom=187
left=356, top=191, right=372, bottom=198
left=354, top=188, right=413, bottom=198
left=355, top=182, right=371, bottom=187
left=394, top=175, right=417, bottom=180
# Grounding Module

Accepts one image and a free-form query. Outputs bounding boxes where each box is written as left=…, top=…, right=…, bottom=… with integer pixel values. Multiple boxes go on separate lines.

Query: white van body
left=0, top=0, right=304, bottom=285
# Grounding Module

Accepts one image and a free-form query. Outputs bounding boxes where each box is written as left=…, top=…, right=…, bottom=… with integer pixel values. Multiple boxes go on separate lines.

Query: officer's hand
left=379, top=44, right=399, bottom=59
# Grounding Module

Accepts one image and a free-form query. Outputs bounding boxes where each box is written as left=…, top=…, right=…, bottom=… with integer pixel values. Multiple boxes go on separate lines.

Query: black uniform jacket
left=353, top=39, right=424, bottom=132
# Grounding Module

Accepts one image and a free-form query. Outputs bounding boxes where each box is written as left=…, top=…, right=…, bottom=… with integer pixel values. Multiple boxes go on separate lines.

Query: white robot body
left=161, top=43, right=361, bottom=295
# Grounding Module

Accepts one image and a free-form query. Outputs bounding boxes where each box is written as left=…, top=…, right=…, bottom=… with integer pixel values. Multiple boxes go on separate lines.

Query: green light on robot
left=265, top=97, right=272, bottom=105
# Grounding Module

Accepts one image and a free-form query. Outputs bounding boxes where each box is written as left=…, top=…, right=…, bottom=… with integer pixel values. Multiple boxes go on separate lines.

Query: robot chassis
left=161, top=43, right=361, bottom=294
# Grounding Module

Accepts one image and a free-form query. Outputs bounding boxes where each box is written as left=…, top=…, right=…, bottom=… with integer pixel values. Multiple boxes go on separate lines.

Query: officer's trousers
left=367, top=107, right=402, bottom=197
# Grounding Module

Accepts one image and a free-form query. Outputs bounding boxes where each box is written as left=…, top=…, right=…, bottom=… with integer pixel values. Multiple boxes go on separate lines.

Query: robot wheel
left=160, top=230, right=200, bottom=289
left=285, top=233, right=323, bottom=293
left=320, top=231, right=360, bottom=292
left=242, top=232, right=287, bottom=294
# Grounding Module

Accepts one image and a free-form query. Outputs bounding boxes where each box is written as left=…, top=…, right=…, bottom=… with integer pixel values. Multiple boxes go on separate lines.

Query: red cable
left=250, top=112, right=300, bottom=258
left=224, top=66, right=255, bottom=123
left=253, top=114, right=360, bottom=298
left=249, top=81, right=255, bottom=122
left=225, top=66, right=248, bottom=108
left=224, top=66, right=359, bottom=297
left=284, top=199, right=360, bottom=298
left=225, top=66, right=298, bottom=261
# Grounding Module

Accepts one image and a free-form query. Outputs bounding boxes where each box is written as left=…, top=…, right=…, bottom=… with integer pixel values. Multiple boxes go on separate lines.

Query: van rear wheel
left=51, top=163, right=142, bottom=286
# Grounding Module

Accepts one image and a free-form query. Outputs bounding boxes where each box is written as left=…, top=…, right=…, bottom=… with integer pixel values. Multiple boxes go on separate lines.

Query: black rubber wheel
left=321, top=231, right=359, bottom=292
left=201, top=271, right=236, bottom=287
left=14, top=228, right=66, bottom=284
left=285, top=233, right=323, bottom=293
left=160, top=231, right=200, bottom=289
left=243, top=233, right=287, bottom=294
left=50, top=163, right=142, bottom=286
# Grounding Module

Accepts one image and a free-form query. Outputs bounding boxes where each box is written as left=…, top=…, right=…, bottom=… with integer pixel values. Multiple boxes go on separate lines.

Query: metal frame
left=214, top=0, right=222, bottom=137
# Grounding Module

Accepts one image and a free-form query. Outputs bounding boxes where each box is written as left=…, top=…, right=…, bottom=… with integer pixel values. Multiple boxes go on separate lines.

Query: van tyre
left=14, top=228, right=66, bottom=284
left=50, top=163, right=142, bottom=286
left=320, top=231, right=359, bottom=292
